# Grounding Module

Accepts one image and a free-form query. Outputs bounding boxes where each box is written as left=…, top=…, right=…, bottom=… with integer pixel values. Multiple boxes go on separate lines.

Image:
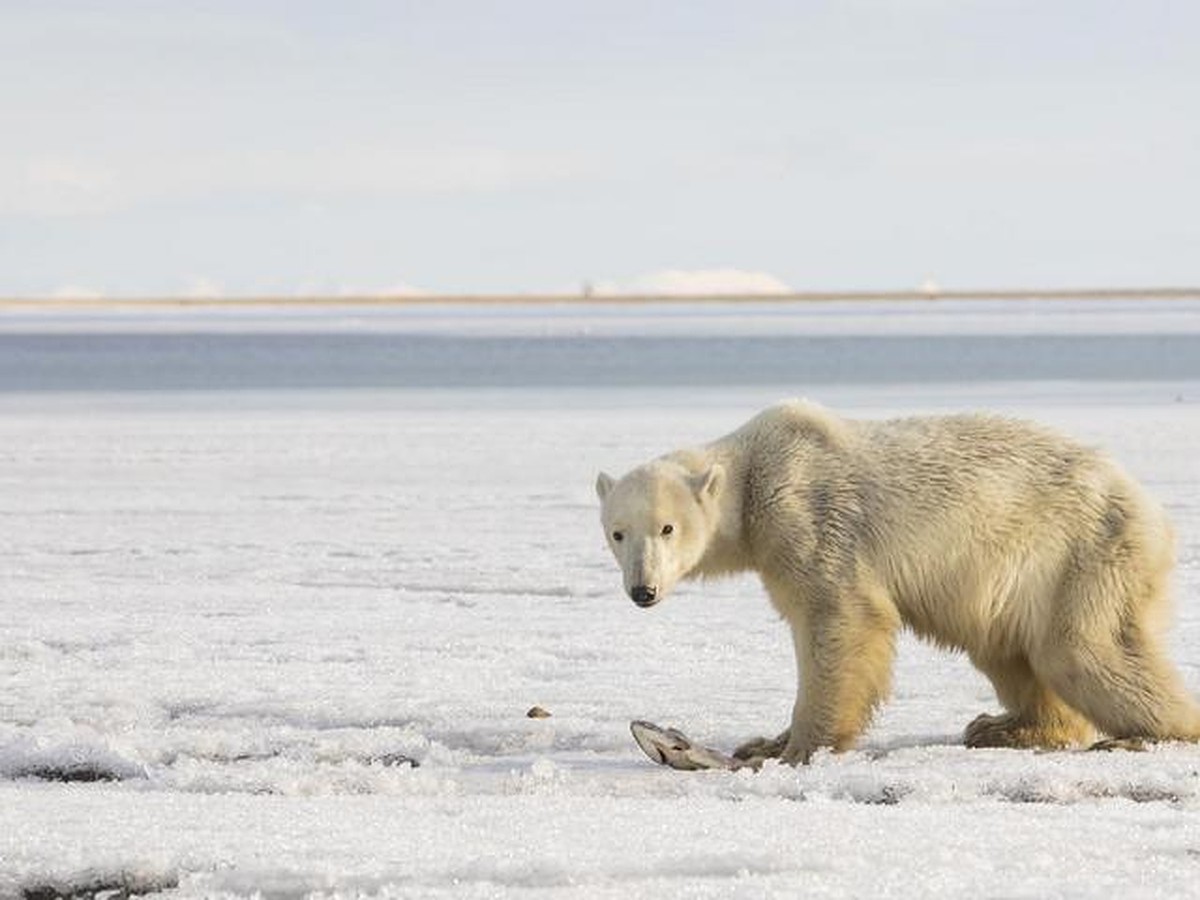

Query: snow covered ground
left=2, top=301, right=1200, bottom=897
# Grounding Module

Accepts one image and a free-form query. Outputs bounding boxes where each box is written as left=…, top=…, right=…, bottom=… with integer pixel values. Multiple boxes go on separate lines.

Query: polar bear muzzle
left=630, top=585, right=659, bottom=607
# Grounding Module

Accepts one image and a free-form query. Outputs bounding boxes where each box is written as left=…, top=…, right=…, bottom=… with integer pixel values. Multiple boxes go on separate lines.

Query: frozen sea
left=2, top=298, right=1200, bottom=898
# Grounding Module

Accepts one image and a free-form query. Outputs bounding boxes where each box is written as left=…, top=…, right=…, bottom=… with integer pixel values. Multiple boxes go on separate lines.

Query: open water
left=2, top=327, right=1199, bottom=392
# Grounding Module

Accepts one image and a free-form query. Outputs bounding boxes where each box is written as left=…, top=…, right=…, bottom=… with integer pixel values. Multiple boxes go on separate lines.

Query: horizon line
left=3, top=286, right=1200, bottom=310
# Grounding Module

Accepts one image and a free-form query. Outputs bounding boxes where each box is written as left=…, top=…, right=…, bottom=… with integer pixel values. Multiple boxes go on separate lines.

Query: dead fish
left=630, top=720, right=740, bottom=771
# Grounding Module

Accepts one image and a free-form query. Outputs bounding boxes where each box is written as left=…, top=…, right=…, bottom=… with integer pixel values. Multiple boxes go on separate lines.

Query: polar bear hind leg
left=1032, top=623, right=1200, bottom=745
left=1031, top=554, right=1200, bottom=745
left=965, top=654, right=1094, bottom=748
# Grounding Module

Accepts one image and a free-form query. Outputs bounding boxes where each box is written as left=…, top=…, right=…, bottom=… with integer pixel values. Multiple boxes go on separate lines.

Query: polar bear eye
left=612, top=531, right=624, bottom=542
left=661, top=524, right=674, bottom=536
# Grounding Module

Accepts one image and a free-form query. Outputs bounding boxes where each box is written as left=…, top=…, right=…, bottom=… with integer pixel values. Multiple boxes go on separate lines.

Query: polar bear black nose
left=631, top=585, right=658, bottom=607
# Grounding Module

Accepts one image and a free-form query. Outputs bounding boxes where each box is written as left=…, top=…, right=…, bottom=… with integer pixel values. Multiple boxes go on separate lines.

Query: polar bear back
left=721, top=402, right=1174, bottom=657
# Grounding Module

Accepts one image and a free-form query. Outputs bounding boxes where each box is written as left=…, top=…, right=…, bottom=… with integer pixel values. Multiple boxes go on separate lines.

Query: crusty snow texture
left=2, top=378, right=1200, bottom=897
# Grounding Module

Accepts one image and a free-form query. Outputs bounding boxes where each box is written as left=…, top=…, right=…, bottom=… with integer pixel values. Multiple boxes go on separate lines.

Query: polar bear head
left=595, top=461, right=725, bottom=607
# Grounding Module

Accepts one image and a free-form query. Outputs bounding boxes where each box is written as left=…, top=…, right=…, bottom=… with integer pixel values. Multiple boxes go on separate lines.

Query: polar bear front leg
left=779, top=587, right=901, bottom=765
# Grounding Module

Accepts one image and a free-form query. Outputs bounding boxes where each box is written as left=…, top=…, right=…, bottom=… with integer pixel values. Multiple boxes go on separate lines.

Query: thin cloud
left=4, top=159, right=118, bottom=217
left=1, top=146, right=590, bottom=219
left=335, top=282, right=428, bottom=298
left=597, top=268, right=792, bottom=296
left=50, top=284, right=105, bottom=300
left=183, top=277, right=224, bottom=299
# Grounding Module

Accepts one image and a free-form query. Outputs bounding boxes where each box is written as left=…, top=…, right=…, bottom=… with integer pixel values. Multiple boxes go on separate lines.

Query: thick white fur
left=596, top=400, right=1200, bottom=765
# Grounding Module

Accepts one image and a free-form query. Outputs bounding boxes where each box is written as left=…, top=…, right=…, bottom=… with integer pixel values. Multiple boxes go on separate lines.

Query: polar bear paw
left=964, top=712, right=1086, bottom=749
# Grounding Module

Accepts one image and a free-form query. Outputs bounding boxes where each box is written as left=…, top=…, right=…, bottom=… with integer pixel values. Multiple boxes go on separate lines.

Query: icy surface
left=5, top=297, right=1200, bottom=337
left=3, top=303, right=1200, bottom=897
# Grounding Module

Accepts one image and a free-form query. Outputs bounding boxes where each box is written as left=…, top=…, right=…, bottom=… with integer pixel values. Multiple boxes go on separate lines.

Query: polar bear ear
left=692, top=464, right=725, bottom=503
left=595, top=472, right=616, bottom=501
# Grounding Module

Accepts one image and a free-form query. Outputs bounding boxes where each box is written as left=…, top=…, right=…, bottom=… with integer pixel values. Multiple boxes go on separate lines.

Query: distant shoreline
left=2, top=287, right=1200, bottom=310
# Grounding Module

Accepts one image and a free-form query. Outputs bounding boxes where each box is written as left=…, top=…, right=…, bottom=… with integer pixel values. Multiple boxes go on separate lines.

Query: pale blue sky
left=2, top=1, right=1197, bottom=296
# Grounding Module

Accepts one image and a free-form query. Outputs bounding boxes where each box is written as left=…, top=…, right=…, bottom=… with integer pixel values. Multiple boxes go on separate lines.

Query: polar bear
left=595, top=401, right=1200, bottom=765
